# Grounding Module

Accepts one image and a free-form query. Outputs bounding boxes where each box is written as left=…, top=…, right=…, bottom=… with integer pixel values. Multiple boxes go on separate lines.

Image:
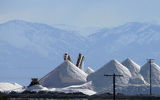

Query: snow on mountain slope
left=39, top=60, right=87, bottom=88
left=87, top=59, right=131, bottom=92
left=52, top=24, right=102, bottom=36
left=121, top=58, right=148, bottom=85
left=0, top=82, right=23, bottom=92
left=140, top=61, right=160, bottom=85
left=0, top=20, right=86, bottom=56
left=86, top=67, right=95, bottom=75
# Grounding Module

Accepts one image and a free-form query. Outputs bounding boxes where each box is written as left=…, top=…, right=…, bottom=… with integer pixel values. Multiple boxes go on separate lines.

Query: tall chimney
left=76, top=53, right=82, bottom=68
left=68, top=55, right=72, bottom=62
left=64, top=53, right=68, bottom=61
left=79, top=56, right=85, bottom=69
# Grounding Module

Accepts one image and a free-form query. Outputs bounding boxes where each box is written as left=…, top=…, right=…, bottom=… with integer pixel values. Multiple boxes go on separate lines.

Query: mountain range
left=0, top=20, right=160, bottom=85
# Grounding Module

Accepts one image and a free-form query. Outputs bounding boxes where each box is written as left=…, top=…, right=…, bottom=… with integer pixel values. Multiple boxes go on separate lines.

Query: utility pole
left=147, top=59, right=154, bottom=95
left=104, top=73, right=123, bottom=100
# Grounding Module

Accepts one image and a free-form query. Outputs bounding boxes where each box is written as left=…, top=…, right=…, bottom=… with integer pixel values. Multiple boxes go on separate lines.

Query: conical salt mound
left=0, top=83, right=22, bottom=92
left=122, top=58, right=140, bottom=77
left=87, top=59, right=131, bottom=92
left=122, top=58, right=148, bottom=85
left=128, top=74, right=149, bottom=85
left=140, top=61, right=160, bottom=85
left=39, top=60, right=87, bottom=88
left=86, top=67, right=95, bottom=75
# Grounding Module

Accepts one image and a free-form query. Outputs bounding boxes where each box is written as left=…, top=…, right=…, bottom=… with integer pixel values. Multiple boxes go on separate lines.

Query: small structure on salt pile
left=39, top=53, right=87, bottom=88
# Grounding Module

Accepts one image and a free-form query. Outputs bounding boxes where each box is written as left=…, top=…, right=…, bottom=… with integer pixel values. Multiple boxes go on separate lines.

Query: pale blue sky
left=0, top=0, right=160, bottom=27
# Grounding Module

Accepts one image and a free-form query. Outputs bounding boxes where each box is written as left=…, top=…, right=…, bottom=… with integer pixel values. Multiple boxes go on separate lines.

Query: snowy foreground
left=1, top=58, right=160, bottom=95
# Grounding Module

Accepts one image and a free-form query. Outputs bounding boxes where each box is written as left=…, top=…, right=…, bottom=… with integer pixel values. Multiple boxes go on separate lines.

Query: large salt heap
left=39, top=60, right=87, bottom=88
left=122, top=58, right=148, bottom=85
left=0, top=82, right=23, bottom=92
left=26, top=85, right=48, bottom=92
left=122, top=58, right=140, bottom=77
left=86, top=67, right=95, bottom=75
left=140, top=60, right=160, bottom=86
left=87, top=59, right=131, bottom=92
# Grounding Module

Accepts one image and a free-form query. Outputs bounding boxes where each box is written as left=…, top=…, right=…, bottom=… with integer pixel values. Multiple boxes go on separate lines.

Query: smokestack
left=68, top=55, right=72, bottom=62
left=64, top=53, right=68, bottom=61
left=76, top=53, right=82, bottom=68
left=79, top=56, right=84, bottom=69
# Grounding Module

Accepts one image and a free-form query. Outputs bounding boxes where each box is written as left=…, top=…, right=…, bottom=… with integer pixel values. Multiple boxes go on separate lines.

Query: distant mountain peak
left=123, top=22, right=152, bottom=26
left=3, top=20, right=33, bottom=25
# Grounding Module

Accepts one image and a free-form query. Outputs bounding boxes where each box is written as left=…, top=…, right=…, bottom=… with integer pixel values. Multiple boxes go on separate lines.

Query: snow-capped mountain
left=39, top=60, right=87, bottom=88
left=87, top=59, right=131, bottom=92
left=140, top=61, right=160, bottom=85
left=52, top=24, right=101, bottom=36
left=0, top=20, right=87, bottom=56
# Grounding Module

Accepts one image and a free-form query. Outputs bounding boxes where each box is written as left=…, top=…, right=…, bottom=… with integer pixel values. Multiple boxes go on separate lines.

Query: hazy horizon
left=1, top=0, right=160, bottom=33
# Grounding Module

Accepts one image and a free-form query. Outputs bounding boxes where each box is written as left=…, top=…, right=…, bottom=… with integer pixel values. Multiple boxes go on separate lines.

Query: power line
left=147, top=59, right=154, bottom=95
left=104, top=73, right=123, bottom=100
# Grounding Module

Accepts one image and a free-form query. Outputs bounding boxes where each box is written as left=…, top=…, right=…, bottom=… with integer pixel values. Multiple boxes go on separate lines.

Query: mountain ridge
left=1, top=20, right=160, bottom=85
